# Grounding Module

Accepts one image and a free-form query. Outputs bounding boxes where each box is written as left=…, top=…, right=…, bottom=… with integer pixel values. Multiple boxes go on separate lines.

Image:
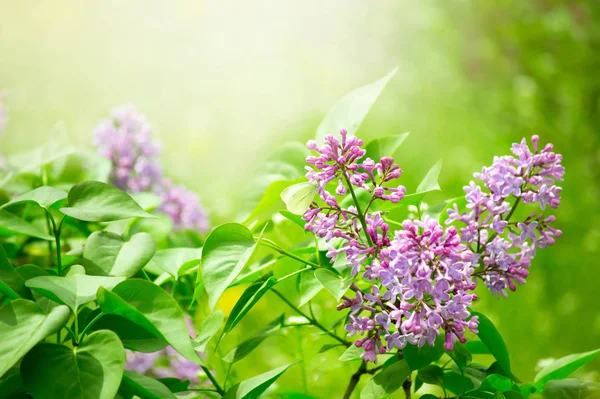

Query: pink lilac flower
left=159, top=180, right=210, bottom=232
left=446, top=135, right=564, bottom=296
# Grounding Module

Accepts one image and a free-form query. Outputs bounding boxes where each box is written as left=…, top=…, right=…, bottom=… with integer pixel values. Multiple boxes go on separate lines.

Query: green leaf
left=244, top=179, right=304, bottom=224
left=444, top=372, right=475, bottom=395
left=280, top=182, right=318, bottom=215
left=223, top=315, right=284, bottom=364
left=0, top=210, right=54, bottom=240
left=313, top=268, right=352, bottom=301
left=418, top=365, right=445, bottom=386
left=338, top=345, right=363, bottom=361
left=222, top=274, right=277, bottom=335
left=97, top=279, right=202, bottom=364
left=315, top=67, right=397, bottom=144
left=403, top=336, right=444, bottom=370
left=449, top=342, right=473, bottom=370
left=480, top=374, right=516, bottom=393
left=364, top=133, right=410, bottom=161
left=0, top=186, right=67, bottom=211
left=0, top=245, right=31, bottom=299
left=534, top=348, right=600, bottom=388
left=193, top=310, right=224, bottom=352
left=0, top=369, right=27, bottom=398
left=503, top=392, right=526, bottom=399
left=360, top=359, right=410, bottom=399
left=542, top=379, right=600, bottom=399
left=201, top=223, right=258, bottom=310
left=416, top=159, right=443, bottom=193
left=466, top=340, right=491, bottom=355
left=21, top=330, right=125, bottom=399
left=7, top=122, right=76, bottom=174
left=60, top=181, right=153, bottom=222
left=149, top=248, right=202, bottom=279
left=472, top=312, right=511, bottom=375
left=119, top=370, right=177, bottom=399
left=460, top=364, right=489, bottom=389
left=279, top=210, right=306, bottom=230
left=26, top=272, right=124, bottom=313
left=0, top=300, right=70, bottom=378
left=223, top=362, right=296, bottom=399
left=90, top=314, right=168, bottom=353
left=83, top=231, right=156, bottom=277
left=297, top=270, right=323, bottom=307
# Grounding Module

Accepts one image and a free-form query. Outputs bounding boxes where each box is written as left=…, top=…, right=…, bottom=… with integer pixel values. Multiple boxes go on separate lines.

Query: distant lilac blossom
left=302, top=131, right=563, bottom=362
left=159, top=180, right=210, bottom=232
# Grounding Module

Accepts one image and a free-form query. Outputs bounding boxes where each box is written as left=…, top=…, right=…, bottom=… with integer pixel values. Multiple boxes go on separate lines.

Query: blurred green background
left=1, top=0, right=599, bottom=395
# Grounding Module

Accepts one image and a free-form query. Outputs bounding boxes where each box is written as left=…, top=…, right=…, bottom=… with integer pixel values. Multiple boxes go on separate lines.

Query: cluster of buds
left=303, top=131, right=564, bottom=362
left=93, top=105, right=209, bottom=232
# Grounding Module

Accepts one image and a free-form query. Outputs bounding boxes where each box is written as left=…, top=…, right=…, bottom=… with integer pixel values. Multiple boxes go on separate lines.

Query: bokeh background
left=1, top=0, right=599, bottom=395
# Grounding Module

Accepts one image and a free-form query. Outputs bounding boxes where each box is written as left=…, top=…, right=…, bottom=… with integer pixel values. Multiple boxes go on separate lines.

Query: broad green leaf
left=444, top=371, right=475, bottom=395
left=21, top=330, right=125, bottom=399
left=472, top=312, right=511, bottom=375
left=503, top=392, right=526, bottom=399
left=0, top=300, right=70, bottom=378
left=193, top=310, right=224, bottom=352
left=416, top=159, right=443, bottom=193
left=119, top=370, right=177, bottom=399
left=0, top=210, right=53, bottom=240
left=315, top=67, right=397, bottom=144
left=313, top=268, right=352, bottom=301
left=364, top=133, right=410, bottom=161
left=449, top=342, right=473, bottom=370
left=466, top=340, right=492, bottom=355
left=542, top=379, right=600, bottom=399
left=0, top=245, right=31, bottom=299
left=279, top=210, right=306, bottom=230
left=459, top=364, right=489, bottom=389
left=418, top=365, right=445, bottom=386
left=61, top=181, right=153, bottom=222
left=0, top=369, right=27, bottom=398
left=480, top=374, right=516, bottom=393
left=7, top=122, right=76, bottom=173
left=97, top=279, right=202, bottom=364
left=223, top=315, right=284, bottom=364
left=26, top=273, right=124, bottom=312
left=534, top=349, right=600, bottom=388
left=280, top=182, right=318, bottom=215
left=0, top=186, right=67, bottom=210
left=91, top=314, right=168, bottom=353
left=150, top=248, right=202, bottom=279
left=131, top=192, right=163, bottom=212
left=223, top=362, right=296, bottom=399
left=339, top=345, right=363, bottom=361
left=297, top=270, right=323, bottom=307
left=403, top=336, right=444, bottom=370
left=360, top=359, right=410, bottom=399
left=222, top=274, right=277, bottom=335
left=244, top=179, right=303, bottom=224
left=201, top=223, right=257, bottom=310
left=83, top=231, right=156, bottom=277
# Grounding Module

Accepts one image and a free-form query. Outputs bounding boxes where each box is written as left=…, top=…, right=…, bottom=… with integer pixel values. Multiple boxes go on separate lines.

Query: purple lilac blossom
left=125, top=315, right=204, bottom=384
left=302, top=131, right=563, bottom=362
left=93, top=104, right=209, bottom=232
left=446, top=135, right=564, bottom=296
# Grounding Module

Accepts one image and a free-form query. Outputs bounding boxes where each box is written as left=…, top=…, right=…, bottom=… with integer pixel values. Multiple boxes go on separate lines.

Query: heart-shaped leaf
left=244, top=179, right=304, bottom=224
left=201, top=223, right=258, bottom=310
left=297, top=270, right=323, bottom=307
left=21, top=330, right=125, bottom=399
left=0, top=245, right=32, bottom=299
left=223, top=362, right=297, bottom=399
left=314, top=268, right=353, bottom=301
left=360, top=360, right=410, bottom=399
left=83, top=231, right=156, bottom=277
left=91, top=314, right=168, bottom=353
left=280, top=182, right=318, bottom=216
left=149, top=248, right=202, bottom=279
left=0, top=300, right=70, bottom=378
left=0, top=210, right=53, bottom=240
left=534, top=348, right=600, bottom=389
left=97, top=279, right=202, bottom=364
left=26, top=273, right=124, bottom=313
left=61, top=181, right=153, bottom=222
left=118, top=370, right=177, bottom=399
left=315, top=67, right=397, bottom=145
left=339, top=345, right=363, bottom=361
left=0, top=186, right=67, bottom=211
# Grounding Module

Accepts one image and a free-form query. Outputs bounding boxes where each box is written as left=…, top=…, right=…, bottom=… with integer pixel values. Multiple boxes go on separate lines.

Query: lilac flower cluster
left=93, top=105, right=209, bottom=232
left=302, top=132, right=564, bottom=362
left=125, top=316, right=205, bottom=384
left=446, top=135, right=564, bottom=296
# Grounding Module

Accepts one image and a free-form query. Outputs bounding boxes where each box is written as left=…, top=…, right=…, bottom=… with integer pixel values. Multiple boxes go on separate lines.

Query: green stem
left=341, top=171, right=373, bottom=247
left=46, top=212, right=63, bottom=275
left=259, top=239, right=321, bottom=269
left=79, top=312, right=104, bottom=342
left=277, top=266, right=312, bottom=283
left=272, top=288, right=349, bottom=346
left=202, top=366, right=225, bottom=395
left=223, top=363, right=233, bottom=390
